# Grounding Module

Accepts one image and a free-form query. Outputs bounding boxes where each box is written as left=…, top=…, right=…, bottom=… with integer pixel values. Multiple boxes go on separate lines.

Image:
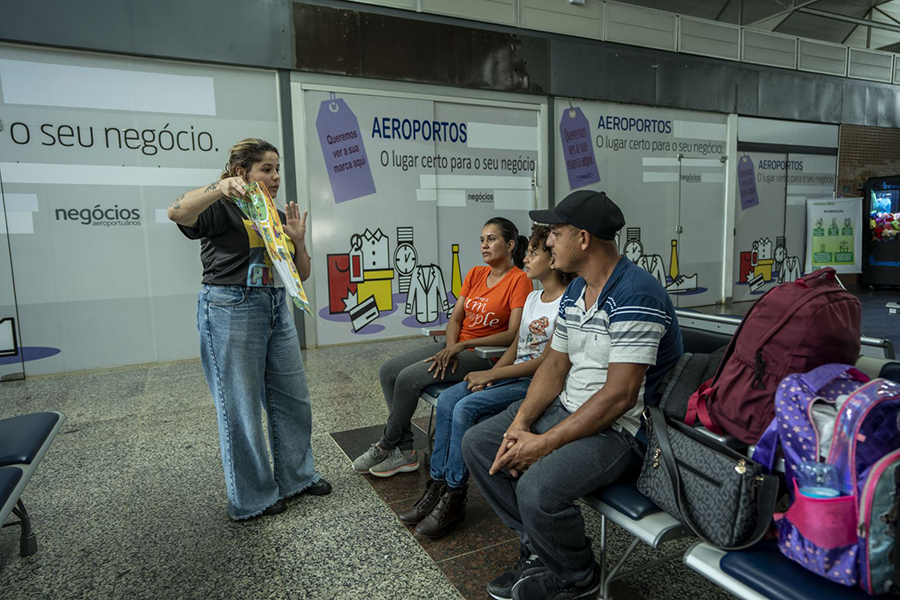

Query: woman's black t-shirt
left=178, top=199, right=294, bottom=287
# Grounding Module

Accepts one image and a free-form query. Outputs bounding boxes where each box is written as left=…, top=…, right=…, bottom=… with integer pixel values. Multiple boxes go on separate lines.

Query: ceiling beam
left=746, top=0, right=823, bottom=30
left=798, top=6, right=900, bottom=35
left=873, top=5, right=900, bottom=27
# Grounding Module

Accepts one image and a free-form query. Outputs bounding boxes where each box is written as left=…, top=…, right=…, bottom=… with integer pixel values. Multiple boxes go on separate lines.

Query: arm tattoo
left=171, top=194, right=184, bottom=210
left=203, top=181, right=218, bottom=193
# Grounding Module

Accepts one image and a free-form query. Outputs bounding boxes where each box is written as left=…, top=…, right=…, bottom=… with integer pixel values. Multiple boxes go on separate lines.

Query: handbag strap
left=648, top=406, right=778, bottom=551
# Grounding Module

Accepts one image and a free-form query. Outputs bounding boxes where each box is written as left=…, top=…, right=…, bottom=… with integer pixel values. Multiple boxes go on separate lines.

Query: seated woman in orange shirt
left=351, top=217, right=533, bottom=478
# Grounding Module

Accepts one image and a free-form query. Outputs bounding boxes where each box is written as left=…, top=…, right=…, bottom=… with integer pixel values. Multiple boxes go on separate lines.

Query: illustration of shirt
left=513, top=290, right=562, bottom=365
left=405, top=265, right=450, bottom=323
left=457, top=266, right=532, bottom=343
left=179, top=200, right=294, bottom=287
left=638, top=255, right=667, bottom=288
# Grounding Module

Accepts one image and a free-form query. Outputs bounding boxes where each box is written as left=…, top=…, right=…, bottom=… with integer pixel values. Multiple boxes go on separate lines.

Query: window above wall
left=341, top=0, right=900, bottom=85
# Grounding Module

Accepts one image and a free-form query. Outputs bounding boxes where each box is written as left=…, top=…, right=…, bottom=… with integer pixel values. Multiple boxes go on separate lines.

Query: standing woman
left=352, top=217, right=533, bottom=478
left=168, top=138, right=330, bottom=520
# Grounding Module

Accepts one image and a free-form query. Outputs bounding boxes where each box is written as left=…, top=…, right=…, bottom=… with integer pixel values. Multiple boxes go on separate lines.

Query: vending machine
left=862, top=174, right=900, bottom=287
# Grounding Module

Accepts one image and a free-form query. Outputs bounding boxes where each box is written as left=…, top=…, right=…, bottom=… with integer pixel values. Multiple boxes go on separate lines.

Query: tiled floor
left=0, top=335, right=737, bottom=600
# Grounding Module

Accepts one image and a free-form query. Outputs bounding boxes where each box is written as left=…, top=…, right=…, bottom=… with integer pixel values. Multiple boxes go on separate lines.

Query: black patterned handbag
left=636, top=406, right=778, bottom=550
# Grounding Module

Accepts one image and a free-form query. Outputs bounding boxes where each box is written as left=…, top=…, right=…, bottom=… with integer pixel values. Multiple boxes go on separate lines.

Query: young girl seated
left=399, top=225, right=575, bottom=538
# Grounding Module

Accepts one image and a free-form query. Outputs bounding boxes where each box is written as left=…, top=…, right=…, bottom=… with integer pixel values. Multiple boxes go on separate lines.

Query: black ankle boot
left=398, top=478, right=446, bottom=525
left=415, top=484, right=467, bottom=539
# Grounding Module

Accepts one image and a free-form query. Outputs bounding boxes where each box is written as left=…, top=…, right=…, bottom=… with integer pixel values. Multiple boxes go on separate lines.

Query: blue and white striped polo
left=551, top=257, right=683, bottom=436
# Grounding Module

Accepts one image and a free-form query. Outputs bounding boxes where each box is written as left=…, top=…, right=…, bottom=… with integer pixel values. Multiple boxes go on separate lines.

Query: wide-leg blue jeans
left=198, top=285, right=320, bottom=520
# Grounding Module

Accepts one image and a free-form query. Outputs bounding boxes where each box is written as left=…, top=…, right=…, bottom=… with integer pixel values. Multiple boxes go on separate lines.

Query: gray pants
left=379, top=344, right=491, bottom=451
left=462, top=399, right=644, bottom=583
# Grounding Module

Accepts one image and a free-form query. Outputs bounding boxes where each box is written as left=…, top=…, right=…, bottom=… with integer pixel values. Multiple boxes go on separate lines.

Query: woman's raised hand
left=284, top=203, right=307, bottom=243
left=216, top=176, right=248, bottom=200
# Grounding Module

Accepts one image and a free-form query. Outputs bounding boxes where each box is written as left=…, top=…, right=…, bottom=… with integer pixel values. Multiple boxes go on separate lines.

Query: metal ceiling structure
left=616, top=0, right=900, bottom=50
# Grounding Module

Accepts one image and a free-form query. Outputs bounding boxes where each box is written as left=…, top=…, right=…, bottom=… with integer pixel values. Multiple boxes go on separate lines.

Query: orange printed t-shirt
left=457, top=266, right=533, bottom=343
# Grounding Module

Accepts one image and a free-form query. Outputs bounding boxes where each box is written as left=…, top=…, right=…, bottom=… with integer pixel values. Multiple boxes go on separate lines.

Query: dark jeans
left=378, top=344, right=491, bottom=451
left=462, top=399, right=644, bottom=583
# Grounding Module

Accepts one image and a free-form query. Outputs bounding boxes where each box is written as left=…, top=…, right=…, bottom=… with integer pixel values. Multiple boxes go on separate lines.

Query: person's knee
left=378, top=359, right=397, bottom=386
left=452, top=399, right=479, bottom=429
left=461, top=421, right=491, bottom=468
left=517, top=472, right=566, bottom=520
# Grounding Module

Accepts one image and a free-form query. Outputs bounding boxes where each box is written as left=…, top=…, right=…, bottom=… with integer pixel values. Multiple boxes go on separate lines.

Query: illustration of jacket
left=778, top=257, right=802, bottom=284
left=406, top=265, right=450, bottom=324
left=639, top=255, right=667, bottom=288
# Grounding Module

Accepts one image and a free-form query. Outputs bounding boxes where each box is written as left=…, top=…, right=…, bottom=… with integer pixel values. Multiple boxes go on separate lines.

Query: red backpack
left=686, top=268, right=861, bottom=444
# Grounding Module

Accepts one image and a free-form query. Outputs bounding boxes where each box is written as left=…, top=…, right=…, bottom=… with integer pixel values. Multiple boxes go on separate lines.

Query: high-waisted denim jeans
left=198, top=285, right=320, bottom=520
left=430, top=378, right=531, bottom=488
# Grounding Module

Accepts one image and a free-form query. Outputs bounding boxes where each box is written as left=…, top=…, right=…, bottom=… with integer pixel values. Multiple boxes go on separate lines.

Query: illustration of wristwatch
left=394, top=226, right=417, bottom=294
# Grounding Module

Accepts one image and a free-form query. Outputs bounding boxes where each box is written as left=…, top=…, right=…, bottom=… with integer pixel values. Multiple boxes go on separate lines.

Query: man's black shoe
left=511, top=562, right=602, bottom=600
left=486, top=544, right=545, bottom=600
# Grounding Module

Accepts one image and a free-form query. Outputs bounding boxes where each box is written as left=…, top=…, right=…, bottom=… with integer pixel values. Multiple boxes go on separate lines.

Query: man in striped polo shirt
left=462, top=190, right=683, bottom=600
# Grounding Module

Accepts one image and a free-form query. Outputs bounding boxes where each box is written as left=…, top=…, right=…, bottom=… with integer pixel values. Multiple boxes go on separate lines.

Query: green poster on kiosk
left=805, top=198, right=862, bottom=274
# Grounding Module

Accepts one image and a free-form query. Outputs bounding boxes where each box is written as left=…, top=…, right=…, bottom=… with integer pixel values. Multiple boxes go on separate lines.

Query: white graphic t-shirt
left=514, top=289, right=563, bottom=364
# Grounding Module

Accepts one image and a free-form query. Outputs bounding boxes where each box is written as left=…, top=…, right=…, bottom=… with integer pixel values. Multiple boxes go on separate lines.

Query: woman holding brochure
left=168, top=138, right=330, bottom=521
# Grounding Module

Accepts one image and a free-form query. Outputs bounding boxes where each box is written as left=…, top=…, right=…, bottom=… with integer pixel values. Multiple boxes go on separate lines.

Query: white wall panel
left=737, top=117, right=839, bottom=147
left=344, top=0, right=417, bottom=9
left=521, top=0, right=602, bottom=39
left=679, top=17, right=740, bottom=61
left=604, top=2, right=677, bottom=52
left=742, top=29, right=797, bottom=69
left=422, top=0, right=515, bottom=26
left=798, top=39, right=848, bottom=77
left=848, top=48, right=894, bottom=82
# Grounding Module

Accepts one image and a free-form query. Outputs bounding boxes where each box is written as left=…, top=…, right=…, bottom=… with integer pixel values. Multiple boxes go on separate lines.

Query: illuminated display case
left=862, top=175, right=900, bottom=287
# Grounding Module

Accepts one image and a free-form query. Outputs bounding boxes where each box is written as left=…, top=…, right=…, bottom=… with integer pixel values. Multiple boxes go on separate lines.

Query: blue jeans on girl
left=198, top=285, right=321, bottom=520
left=430, top=378, right=532, bottom=488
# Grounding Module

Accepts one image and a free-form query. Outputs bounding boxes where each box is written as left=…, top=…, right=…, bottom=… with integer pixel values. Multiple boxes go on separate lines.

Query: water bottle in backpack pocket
left=754, top=365, right=900, bottom=593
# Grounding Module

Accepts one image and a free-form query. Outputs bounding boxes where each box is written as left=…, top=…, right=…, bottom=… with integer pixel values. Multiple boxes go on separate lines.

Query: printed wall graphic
left=737, top=155, right=759, bottom=210
left=805, top=198, right=862, bottom=273
left=304, top=87, right=541, bottom=345
left=450, top=243, right=463, bottom=301
left=348, top=295, right=380, bottom=332
left=324, top=228, right=397, bottom=331
left=622, top=228, right=699, bottom=294
left=737, top=235, right=803, bottom=290
left=0, top=45, right=282, bottom=376
left=553, top=99, right=727, bottom=308
left=731, top=141, right=838, bottom=302
left=326, top=254, right=356, bottom=314
left=559, top=105, right=600, bottom=190
left=315, top=94, right=377, bottom=204
left=394, top=227, right=417, bottom=294
left=406, top=264, right=450, bottom=324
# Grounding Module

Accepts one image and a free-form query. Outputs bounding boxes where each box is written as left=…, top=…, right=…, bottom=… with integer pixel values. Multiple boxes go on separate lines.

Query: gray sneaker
left=352, top=443, right=390, bottom=473
left=368, top=448, right=420, bottom=478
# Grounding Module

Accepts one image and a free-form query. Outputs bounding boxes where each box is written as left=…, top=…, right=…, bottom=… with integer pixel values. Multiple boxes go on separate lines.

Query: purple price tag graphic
left=559, top=107, right=600, bottom=190
left=316, top=98, right=377, bottom=203
left=737, top=155, right=759, bottom=210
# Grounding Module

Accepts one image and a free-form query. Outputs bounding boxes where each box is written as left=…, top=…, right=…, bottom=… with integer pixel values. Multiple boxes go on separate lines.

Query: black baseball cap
left=529, top=190, right=625, bottom=240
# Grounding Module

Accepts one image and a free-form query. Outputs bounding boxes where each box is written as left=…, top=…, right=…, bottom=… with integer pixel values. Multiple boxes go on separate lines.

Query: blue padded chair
left=0, top=411, right=66, bottom=556
left=685, top=540, right=873, bottom=600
